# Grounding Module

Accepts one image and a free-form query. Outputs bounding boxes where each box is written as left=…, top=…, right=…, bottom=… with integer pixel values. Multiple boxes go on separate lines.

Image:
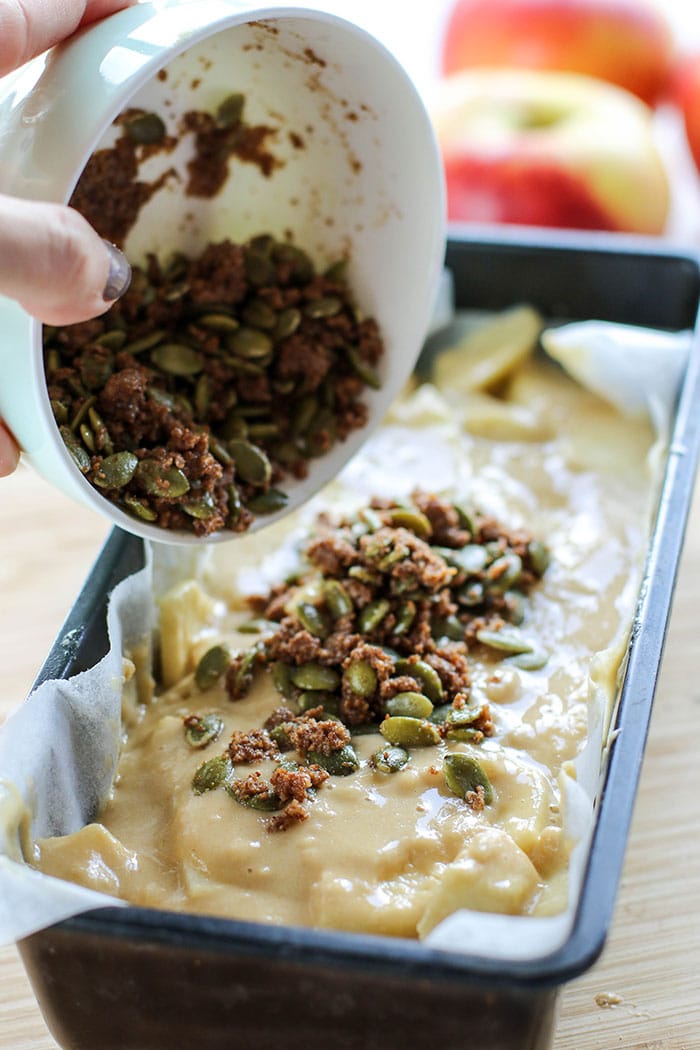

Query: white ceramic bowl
left=0, top=0, right=445, bottom=544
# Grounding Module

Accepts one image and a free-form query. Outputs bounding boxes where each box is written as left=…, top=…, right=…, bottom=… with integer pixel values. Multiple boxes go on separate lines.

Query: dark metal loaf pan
left=18, top=229, right=700, bottom=1050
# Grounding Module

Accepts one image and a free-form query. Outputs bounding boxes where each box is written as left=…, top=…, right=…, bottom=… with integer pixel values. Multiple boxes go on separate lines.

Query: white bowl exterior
left=0, top=1, right=446, bottom=544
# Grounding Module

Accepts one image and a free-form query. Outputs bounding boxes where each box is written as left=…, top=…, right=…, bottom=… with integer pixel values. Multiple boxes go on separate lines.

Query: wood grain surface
left=1, top=462, right=699, bottom=1050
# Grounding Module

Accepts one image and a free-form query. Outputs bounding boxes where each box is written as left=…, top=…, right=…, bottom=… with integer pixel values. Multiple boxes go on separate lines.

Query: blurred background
left=318, top=0, right=700, bottom=244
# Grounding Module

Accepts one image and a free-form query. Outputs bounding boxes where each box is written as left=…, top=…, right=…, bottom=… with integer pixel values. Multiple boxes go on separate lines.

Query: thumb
left=0, top=194, right=131, bottom=325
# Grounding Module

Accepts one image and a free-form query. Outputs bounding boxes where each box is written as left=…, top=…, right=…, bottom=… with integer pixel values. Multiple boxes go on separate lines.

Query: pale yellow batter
left=32, top=307, right=659, bottom=939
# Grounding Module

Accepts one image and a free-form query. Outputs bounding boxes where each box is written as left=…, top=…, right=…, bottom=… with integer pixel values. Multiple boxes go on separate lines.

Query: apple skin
left=442, top=0, right=675, bottom=108
left=432, top=69, right=670, bottom=234
left=672, top=53, right=700, bottom=176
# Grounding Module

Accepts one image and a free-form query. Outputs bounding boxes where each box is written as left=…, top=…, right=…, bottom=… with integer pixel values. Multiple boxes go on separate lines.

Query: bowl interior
left=39, top=11, right=446, bottom=544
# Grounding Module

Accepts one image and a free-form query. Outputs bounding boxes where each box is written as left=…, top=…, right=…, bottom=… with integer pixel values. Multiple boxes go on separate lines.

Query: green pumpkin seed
left=195, top=644, right=231, bottom=690
left=245, top=488, right=289, bottom=514
left=371, top=745, right=409, bottom=773
left=343, top=659, right=378, bottom=700
left=123, top=329, right=166, bottom=356
left=304, top=296, right=342, bottom=319
left=457, top=581, right=485, bottom=607
left=125, top=111, right=166, bottom=144
left=151, top=343, right=203, bottom=376
left=70, top=396, right=96, bottom=431
left=386, top=508, right=432, bottom=539
left=228, top=644, right=264, bottom=700
left=528, top=540, right=551, bottom=577
left=386, top=688, right=434, bottom=722
left=45, top=347, right=61, bottom=374
left=324, top=258, right=349, bottom=282
left=358, top=507, right=384, bottom=532
left=193, top=374, right=211, bottom=418
left=93, top=451, right=138, bottom=489
left=297, top=690, right=340, bottom=715
left=242, top=300, right=277, bottom=330
left=440, top=543, right=489, bottom=575
left=270, top=661, right=295, bottom=699
left=227, top=483, right=243, bottom=526
left=505, top=648, right=548, bottom=671
left=273, top=243, right=314, bottom=283
left=488, top=553, right=523, bottom=593
left=88, top=407, right=113, bottom=455
left=229, top=439, right=272, bottom=487
left=429, top=704, right=453, bottom=725
left=123, top=494, right=157, bottom=521
left=135, top=459, right=190, bottom=498
left=237, top=618, right=277, bottom=635
left=229, top=326, right=273, bottom=360
left=192, top=754, right=235, bottom=795
left=80, top=352, right=114, bottom=390
left=216, top=92, right=245, bottom=127
left=245, top=250, right=277, bottom=287
left=431, top=614, right=465, bottom=643
left=392, top=600, right=416, bottom=637
left=50, top=399, right=69, bottom=425
left=274, top=307, right=302, bottom=341
left=182, top=493, right=218, bottom=520
left=247, top=422, right=280, bottom=441
left=291, top=395, right=319, bottom=438
left=345, top=345, right=381, bottom=389
left=307, top=744, right=359, bottom=776
left=95, top=329, right=127, bottom=351
left=358, top=598, right=391, bottom=634
left=221, top=412, right=248, bottom=441
left=289, top=662, right=340, bottom=692
left=60, top=426, right=91, bottom=473
left=184, top=713, right=225, bottom=749
left=503, top=590, right=526, bottom=626
left=443, top=753, right=493, bottom=804
left=348, top=565, right=381, bottom=586
left=385, top=691, right=434, bottom=719
left=79, top=422, right=95, bottom=453
left=323, top=579, right=353, bottom=619
left=394, top=659, right=444, bottom=703
left=229, top=784, right=283, bottom=811
left=209, top=436, right=232, bottom=466
left=476, top=627, right=534, bottom=655
left=198, top=312, right=240, bottom=333
left=445, top=706, right=482, bottom=729
left=296, top=601, right=330, bottom=639
left=303, top=408, right=336, bottom=458
left=453, top=503, right=477, bottom=534
left=379, top=716, right=440, bottom=748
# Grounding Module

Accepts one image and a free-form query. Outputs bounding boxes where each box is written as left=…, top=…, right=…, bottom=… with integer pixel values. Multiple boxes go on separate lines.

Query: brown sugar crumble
left=186, top=492, right=551, bottom=829
left=47, top=95, right=383, bottom=537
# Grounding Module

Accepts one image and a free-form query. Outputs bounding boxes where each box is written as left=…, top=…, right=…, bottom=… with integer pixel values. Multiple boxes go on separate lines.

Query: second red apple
left=432, top=69, right=670, bottom=234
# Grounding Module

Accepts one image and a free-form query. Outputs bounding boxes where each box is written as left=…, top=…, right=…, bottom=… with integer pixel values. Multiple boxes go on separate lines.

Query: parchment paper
left=0, top=319, right=690, bottom=958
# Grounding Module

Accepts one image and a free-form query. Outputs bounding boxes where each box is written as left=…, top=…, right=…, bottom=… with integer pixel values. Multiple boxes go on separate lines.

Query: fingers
left=0, top=421, right=20, bottom=478
left=0, top=194, right=131, bottom=325
left=0, top=0, right=134, bottom=77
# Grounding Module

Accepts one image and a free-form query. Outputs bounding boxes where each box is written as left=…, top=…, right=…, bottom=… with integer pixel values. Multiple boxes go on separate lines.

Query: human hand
left=0, top=0, right=134, bottom=476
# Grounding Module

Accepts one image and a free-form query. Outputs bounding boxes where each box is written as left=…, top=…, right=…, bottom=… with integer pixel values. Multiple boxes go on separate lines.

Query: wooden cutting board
left=1, top=464, right=698, bottom=1049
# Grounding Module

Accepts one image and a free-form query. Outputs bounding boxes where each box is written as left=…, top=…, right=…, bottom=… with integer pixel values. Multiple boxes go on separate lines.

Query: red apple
left=672, top=53, right=700, bottom=176
left=432, top=69, right=670, bottom=233
left=442, top=0, right=675, bottom=108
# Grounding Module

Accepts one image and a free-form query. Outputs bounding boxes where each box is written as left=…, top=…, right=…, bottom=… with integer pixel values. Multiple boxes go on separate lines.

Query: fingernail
left=102, top=240, right=132, bottom=301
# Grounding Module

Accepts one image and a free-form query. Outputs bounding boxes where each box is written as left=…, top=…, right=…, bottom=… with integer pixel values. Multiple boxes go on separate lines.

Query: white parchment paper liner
left=0, top=320, right=691, bottom=960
